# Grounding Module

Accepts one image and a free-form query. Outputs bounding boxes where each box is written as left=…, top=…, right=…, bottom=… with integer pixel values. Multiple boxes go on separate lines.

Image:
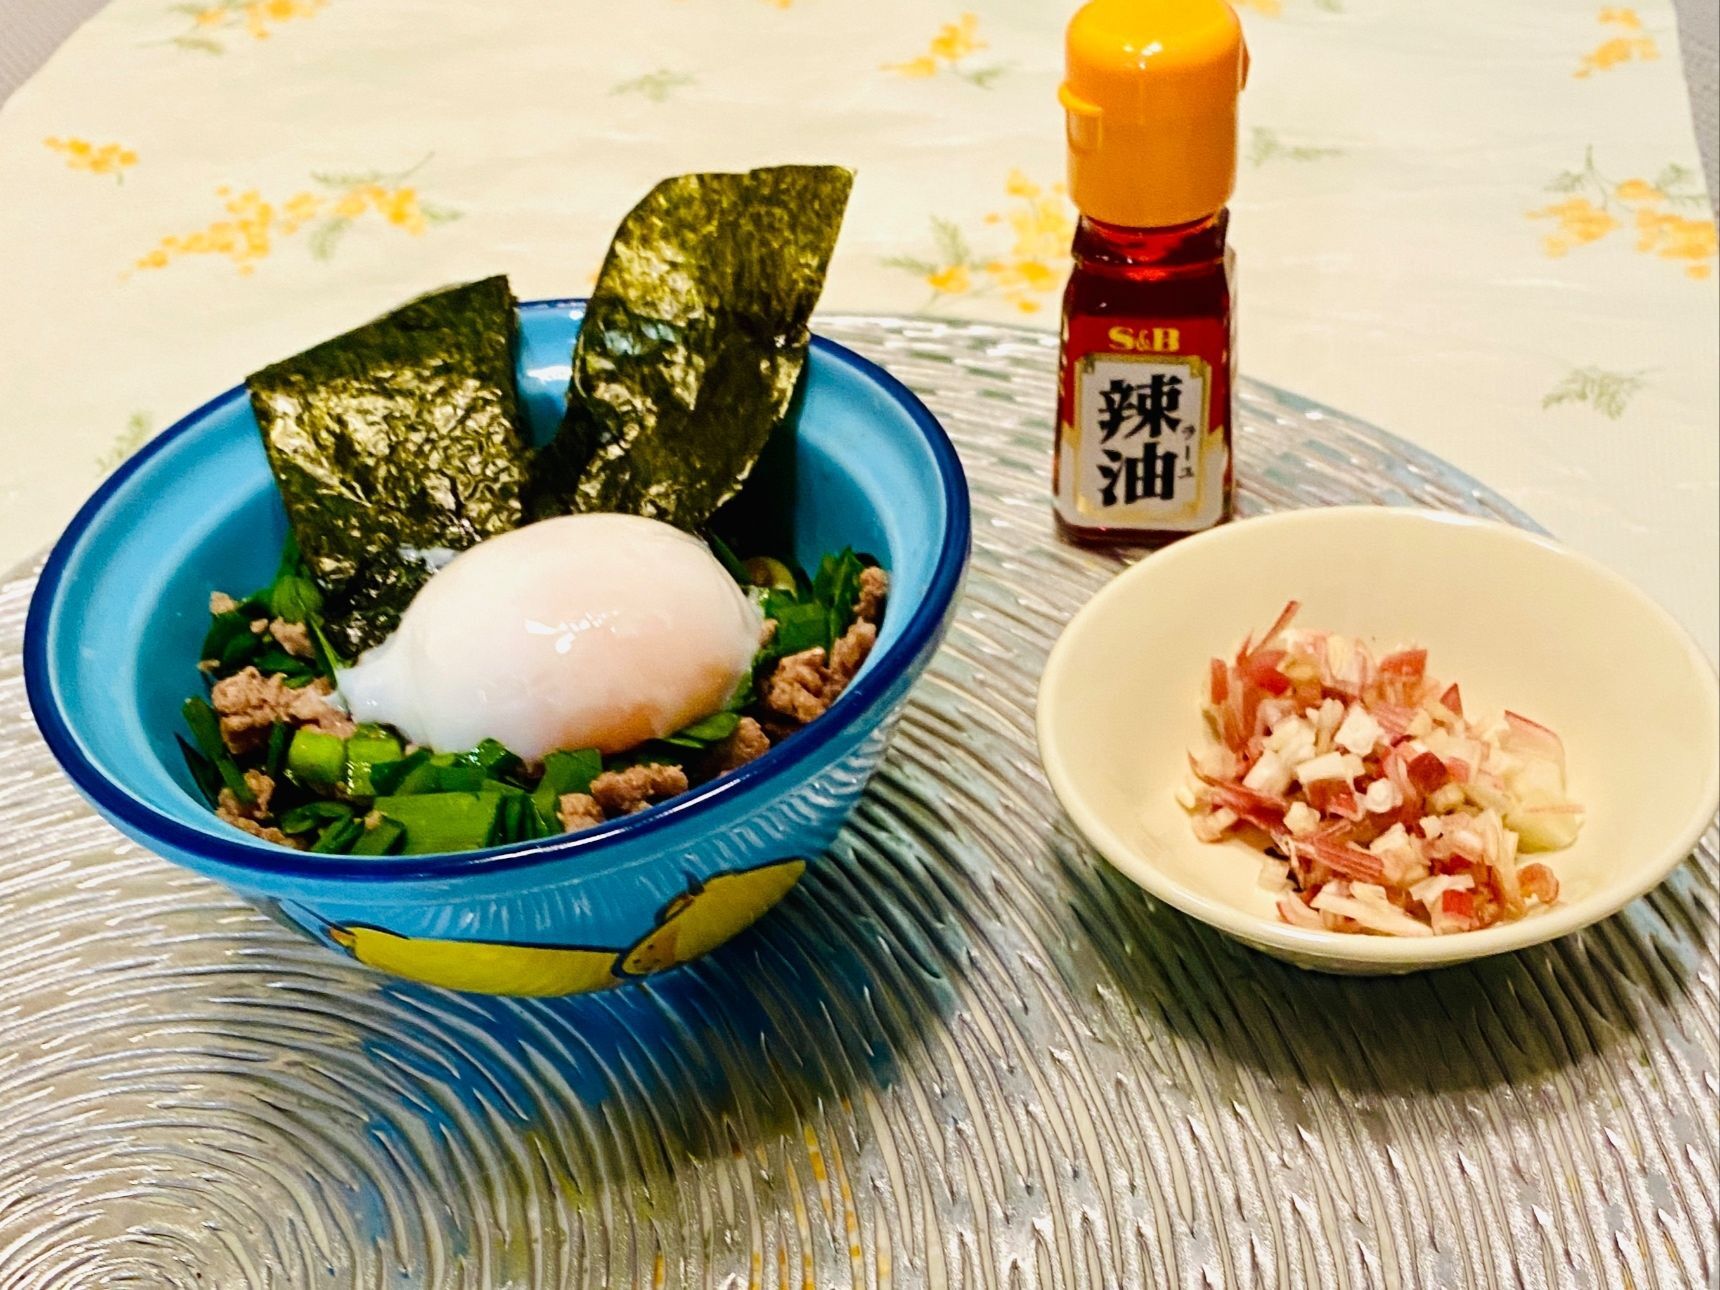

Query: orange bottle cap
left=1061, top=0, right=1249, bottom=229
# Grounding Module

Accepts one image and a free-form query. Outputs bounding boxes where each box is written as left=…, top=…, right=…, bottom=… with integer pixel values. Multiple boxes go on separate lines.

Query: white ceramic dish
left=1036, top=506, right=1720, bottom=974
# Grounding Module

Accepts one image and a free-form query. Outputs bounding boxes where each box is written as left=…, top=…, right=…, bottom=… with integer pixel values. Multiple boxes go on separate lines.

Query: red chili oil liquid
left=1052, top=212, right=1237, bottom=546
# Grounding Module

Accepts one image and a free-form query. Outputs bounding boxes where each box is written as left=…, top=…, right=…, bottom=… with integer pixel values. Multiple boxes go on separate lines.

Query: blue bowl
left=25, top=300, right=970, bottom=996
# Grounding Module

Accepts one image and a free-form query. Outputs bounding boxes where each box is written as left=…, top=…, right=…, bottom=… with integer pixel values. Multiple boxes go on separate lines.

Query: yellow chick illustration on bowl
left=621, top=858, right=807, bottom=976
left=327, top=924, right=621, bottom=997
left=306, top=856, right=807, bottom=995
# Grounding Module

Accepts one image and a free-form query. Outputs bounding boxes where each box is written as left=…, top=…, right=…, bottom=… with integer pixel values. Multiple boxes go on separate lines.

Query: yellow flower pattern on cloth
left=132, top=159, right=461, bottom=276
left=1231, top=0, right=1344, bottom=17
left=170, top=0, right=326, bottom=54
left=1530, top=149, right=1716, bottom=279
left=43, top=137, right=137, bottom=179
left=1574, top=8, right=1658, bottom=78
left=883, top=13, right=1007, bottom=88
left=885, top=170, right=1073, bottom=314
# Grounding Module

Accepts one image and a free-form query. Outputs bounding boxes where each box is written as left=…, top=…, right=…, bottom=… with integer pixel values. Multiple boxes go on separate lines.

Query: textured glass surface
left=0, top=318, right=1713, bottom=1288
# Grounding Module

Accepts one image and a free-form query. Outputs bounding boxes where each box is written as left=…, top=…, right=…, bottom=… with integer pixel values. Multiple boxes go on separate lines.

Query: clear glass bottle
left=1053, top=0, right=1248, bottom=544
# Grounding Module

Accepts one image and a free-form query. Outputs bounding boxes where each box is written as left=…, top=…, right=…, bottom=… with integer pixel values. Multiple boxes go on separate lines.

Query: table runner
left=0, top=1, right=1714, bottom=626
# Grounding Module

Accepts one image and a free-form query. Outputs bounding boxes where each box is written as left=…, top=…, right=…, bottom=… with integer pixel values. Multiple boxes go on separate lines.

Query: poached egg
left=339, top=514, right=761, bottom=759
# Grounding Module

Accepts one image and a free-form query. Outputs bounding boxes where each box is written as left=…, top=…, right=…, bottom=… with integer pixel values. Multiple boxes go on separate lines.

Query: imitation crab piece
left=1497, top=711, right=1583, bottom=851
left=1413, top=874, right=1480, bottom=934
left=1235, top=601, right=1301, bottom=664
left=1190, top=755, right=1288, bottom=832
left=1241, top=648, right=1292, bottom=696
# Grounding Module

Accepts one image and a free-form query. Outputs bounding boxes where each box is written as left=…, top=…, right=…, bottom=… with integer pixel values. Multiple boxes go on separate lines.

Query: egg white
left=339, top=514, right=762, bottom=759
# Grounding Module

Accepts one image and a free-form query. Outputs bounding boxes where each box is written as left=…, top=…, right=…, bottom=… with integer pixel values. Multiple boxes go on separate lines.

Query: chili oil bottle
left=1054, top=0, right=1249, bottom=544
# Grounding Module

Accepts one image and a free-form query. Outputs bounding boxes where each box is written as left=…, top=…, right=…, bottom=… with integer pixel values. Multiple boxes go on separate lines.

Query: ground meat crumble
left=758, top=615, right=882, bottom=728
left=706, top=716, right=771, bottom=775
left=217, top=768, right=275, bottom=820
left=591, top=763, right=690, bottom=816
left=215, top=769, right=300, bottom=847
left=827, top=619, right=876, bottom=694
left=556, top=793, right=606, bottom=832
left=209, top=666, right=355, bottom=752
left=855, top=565, right=887, bottom=625
left=268, top=619, right=314, bottom=658
left=554, top=717, right=771, bottom=834
left=762, top=647, right=833, bottom=724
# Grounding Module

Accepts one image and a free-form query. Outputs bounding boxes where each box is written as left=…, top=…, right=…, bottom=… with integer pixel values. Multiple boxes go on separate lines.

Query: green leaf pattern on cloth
left=1543, top=366, right=1649, bottom=419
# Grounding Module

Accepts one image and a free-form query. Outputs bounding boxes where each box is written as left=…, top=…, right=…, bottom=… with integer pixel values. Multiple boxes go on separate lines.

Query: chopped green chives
left=371, top=792, right=504, bottom=855
left=453, top=738, right=523, bottom=782
left=661, top=710, right=740, bottom=749
left=421, top=761, right=487, bottom=793
left=278, top=800, right=354, bottom=835
left=265, top=532, right=324, bottom=622
left=816, top=550, right=865, bottom=646
left=286, top=729, right=346, bottom=788
left=177, top=736, right=224, bottom=807
left=253, top=646, right=313, bottom=679
left=393, top=759, right=448, bottom=795
left=530, top=748, right=602, bottom=826
left=705, top=531, right=750, bottom=584
left=765, top=600, right=826, bottom=656
left=366, top=748, right=429, bottom=796
left=344, top=729, right=404, bottom=797
left=264, top=722, right=290, bottom=778
left=307, top=616, right=345, bottom=678
left=181, top=697, right=253, bottom=803
left=200, top=611, right=254, bottom=670
left=350, top=815, right=406, bottom=855
left=311, top=816, right=365, bottom=853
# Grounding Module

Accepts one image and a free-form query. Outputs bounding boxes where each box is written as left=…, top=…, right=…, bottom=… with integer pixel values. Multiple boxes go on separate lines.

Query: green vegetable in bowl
left=286, top=728, right=345, bottom=788
left=372, top=792, right=506, bottom=856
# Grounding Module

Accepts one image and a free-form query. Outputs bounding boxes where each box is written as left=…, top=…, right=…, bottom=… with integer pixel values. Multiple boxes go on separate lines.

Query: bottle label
left=1056, top=317, right=1229, bottom=531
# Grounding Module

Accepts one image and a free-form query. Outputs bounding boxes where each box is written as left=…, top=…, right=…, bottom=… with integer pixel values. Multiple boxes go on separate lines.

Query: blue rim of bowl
left=23, top=298, right=972, bottom=883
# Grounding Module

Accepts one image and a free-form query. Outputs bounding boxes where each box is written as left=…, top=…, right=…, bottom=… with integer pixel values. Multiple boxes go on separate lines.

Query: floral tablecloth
left=0, top=0, right=1714, bottom=655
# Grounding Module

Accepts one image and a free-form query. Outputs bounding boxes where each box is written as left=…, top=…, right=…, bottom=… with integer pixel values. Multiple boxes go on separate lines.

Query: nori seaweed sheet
left=531, top=165, right=853, bottom=529
left=247, top=276, right=529, bottom=654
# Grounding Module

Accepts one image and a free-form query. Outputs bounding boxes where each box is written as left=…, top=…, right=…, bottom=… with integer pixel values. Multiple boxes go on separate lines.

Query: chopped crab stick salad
left=1178, top=602, right=1583, bottom=937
